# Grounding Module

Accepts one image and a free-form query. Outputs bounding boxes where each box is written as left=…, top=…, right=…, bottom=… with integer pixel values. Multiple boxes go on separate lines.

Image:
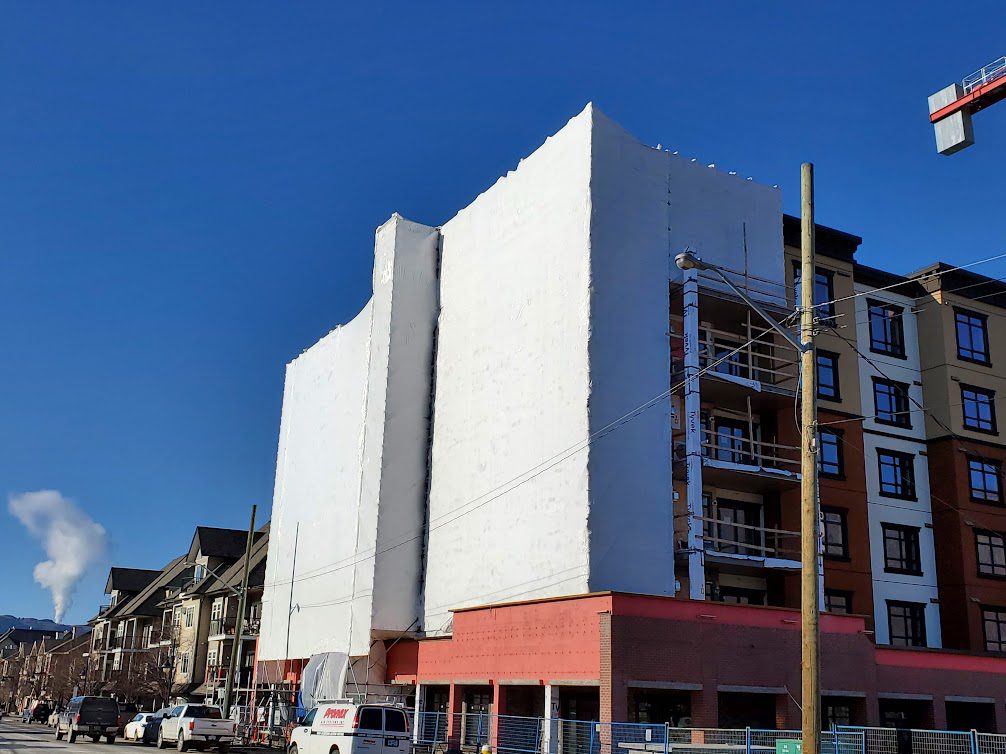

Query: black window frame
left=887, top=600, right=927, bottom=647
left=877, top=449, right=917, bottom=501
left=824, top=589, right=853, bottom=615
left=961, top=384, right=998, bottom=434
left=793, top=262, right=837, bottom=318
left=955, top=308, right=991, bottom=366
left=867, top=299, right=906, bottom=358
left=872, top=377, right=912, bottom=428
left=976, top=529, right=1006, bottom=578
left=818, top=429, right=844, bottom=478
left=817, top=350, right=841, bottom=401
left=982, top=606, right=1006, bottom=653
left=968, top=457, right=1003, bottom=504
left=822, top=507, right=850, bottom=560
left=882, top=523, right=923, bottom=575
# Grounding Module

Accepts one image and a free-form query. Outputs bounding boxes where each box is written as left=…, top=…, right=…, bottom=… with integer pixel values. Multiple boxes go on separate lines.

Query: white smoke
left=8, top=490, right=109, bottom=623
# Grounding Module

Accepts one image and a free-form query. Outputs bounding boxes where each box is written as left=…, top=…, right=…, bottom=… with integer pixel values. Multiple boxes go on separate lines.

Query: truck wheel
left=177, top=733, right=189, bottom=752
left=55, top=727, right=64, bottom=741
left=91, top=735, right=101, bottom=742
left=157, top=731, right=167, bottom=750
left=106, top=736, right=117, bottom=744
left=288, top=745, right=298, bottom=754
left=69, top=731, right=78, bottom=743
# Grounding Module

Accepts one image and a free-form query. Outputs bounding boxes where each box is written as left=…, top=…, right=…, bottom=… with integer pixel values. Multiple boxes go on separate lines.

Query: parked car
left=55, top=696, right=120, bottom=743
left=157, top=704, right=235, bottom=752
left=142, top=708, right=173, bottom=746
left=125, top=712, right=155, bottom=741
left=117, top=702, right=139, bottom=734
left=27, top=702, right=52, bottom=724
left=288, top=701, right=410, bottom=754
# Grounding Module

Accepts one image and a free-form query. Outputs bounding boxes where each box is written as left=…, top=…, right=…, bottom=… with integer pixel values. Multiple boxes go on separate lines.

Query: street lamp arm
left=674, top=251, right=807, bottom=353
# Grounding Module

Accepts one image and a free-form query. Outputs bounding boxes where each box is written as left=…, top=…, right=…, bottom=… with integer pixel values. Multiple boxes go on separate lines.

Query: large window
left=969, top=458, right=1003, bottom=503
left=976, top=530, right=1006, bottom=577
left=184, top=607, right=194, bottom=628
left=713, top=418, right=754, bottom=465
left=702, top=496, right=763, bottom=556
left=878, top=449, right=916, bottom=500
left=956, top=308, right=990, bottom=365
left=962, top=385, right=997, bottom=433
left=868, top=300, right=906, bottom=357
left=817, top=351, right=841, bottom=401
left=887, top=601, right=927, bottom=647
left=882, top=524, right=922, bottom=575
left=983, top=607, right=1006, bottom=652
left=825, top=590, right=853, bottom=615
left=819, top=430, right=844, bottom=477
left=873, top=378, right=912, bottom=428
left=822, top=507, right=849, bottom=560
left=794, top=263, right=836, bottom=317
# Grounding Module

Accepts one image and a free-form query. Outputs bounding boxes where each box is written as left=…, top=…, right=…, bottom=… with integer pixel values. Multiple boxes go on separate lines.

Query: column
left=446, top=684, right=463, bottom=748
left=682, top=266, right=705, bottom=600
left=413, top=683, right=423, bottom=745
left=491, top=684, right=507, bottom=749
left=544, top=685, right=561, bottom=754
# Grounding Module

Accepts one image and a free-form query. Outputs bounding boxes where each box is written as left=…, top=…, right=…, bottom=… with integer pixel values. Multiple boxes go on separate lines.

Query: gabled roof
left=105, top=567, right=162, bottom=595
left=192, top=524, right=270, bottom=596
left=113, top=555, right=194, bottom=618
left=0, top=628, right=60, bottom=647
left=187, top=526, right=265, bottom=561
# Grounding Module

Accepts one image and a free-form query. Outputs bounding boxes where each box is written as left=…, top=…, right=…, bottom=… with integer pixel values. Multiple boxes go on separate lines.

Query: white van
left=289, top=702, right=411, bottom=754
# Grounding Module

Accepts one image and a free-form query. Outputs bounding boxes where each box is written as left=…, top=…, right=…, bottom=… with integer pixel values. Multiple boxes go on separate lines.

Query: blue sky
left=2, top=2, right=1004, bottom=623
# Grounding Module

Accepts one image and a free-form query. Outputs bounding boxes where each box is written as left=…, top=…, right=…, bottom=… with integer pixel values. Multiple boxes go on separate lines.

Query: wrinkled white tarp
left=300, top=652, right=349, bottom=708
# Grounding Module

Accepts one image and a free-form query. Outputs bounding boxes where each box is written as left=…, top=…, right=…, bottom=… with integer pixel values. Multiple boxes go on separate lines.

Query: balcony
left=697, top=515, right=801, bottom=569
left=675, top=428, right=800, bottom=492
left=208, top=618, right=237, bottom=639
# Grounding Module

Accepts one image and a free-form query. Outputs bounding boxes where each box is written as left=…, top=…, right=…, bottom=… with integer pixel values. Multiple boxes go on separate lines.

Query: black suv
left=55, top=696, right=120, bottom=743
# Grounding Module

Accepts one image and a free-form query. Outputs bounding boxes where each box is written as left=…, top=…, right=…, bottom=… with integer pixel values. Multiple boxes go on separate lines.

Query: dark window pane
left=358, top=708, right=383, bottom=731
left=868, top=300, right=906, bottom=357
left=822, top=508, right=848, bottom=559
left=873, top=379, right=911, bottom=428
left=969, top=458, right=1002, bottom=503
left=882, top=524, right=922, bottom=574
left=817, top=352, right=840, bottom=400
left=888, top=601, right=927, bottom=647
left=984, top=608, right=1006, bottom=652
left=794, top=265, right=836, bottom=318
left=825, top=590, right=852, bottom=615
left=819, top=431, right=843, bottom=477
left=976, top=531, right=1006, bottom=577
left=878, top=450, right=916, bottom=499
left=962, top=385, right=997, bottom=433
left=956, top=310, right=990, bottom=364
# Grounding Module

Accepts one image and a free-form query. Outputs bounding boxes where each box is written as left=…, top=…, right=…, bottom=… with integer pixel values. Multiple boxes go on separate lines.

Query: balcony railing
left=672, top=321, right=799, bottom=388
left=209, top=618, right=236, bottom=637
left=697, top=515, right=800, bottom=561
left=700, top=429, right=800, bottom=473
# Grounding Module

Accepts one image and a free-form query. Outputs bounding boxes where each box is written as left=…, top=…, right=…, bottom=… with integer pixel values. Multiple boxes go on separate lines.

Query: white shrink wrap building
left=259, top=104, right=784, bottom=678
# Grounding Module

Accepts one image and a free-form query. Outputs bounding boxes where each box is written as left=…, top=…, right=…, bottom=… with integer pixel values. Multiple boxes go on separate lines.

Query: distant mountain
left=0, top=615, right=76, bottom=633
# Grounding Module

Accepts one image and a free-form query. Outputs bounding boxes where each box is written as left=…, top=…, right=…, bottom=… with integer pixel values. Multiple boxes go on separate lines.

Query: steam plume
left=8, top=490, right=108, bottom=623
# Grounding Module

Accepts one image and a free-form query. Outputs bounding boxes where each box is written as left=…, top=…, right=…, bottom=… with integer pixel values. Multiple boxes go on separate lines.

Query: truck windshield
left=185, top=707, right=223, bottom=719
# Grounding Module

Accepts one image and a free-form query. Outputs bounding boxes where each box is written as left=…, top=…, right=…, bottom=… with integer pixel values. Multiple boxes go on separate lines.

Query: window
left=956, top=309, right=990, bottom=365
left=712, top=338, right=750, bottom=379
left=877, top=449, right=916, bottom=500
left=301, top=708, right=317, bottom=727
left=211, top=601, right=223, bottom=621
left=969, top=458, right=1003, bottom=503
left=794, top=263, right=836, bottom=317
left=817, top=351, right=840, bottom=400
left=113, top=653, right=122, bottom=671
left=172, top=607, right=181, bottom=627
left=873, top=378, right=911, bottom=428
left=887, top=601, right=927, bottom=647
left=983, top=607, right=1006, bottom=652
left=207, top=649, right=217, bottom=669
left=819, top=430, right=844, bottom=477
left=179, top=652, right=190, bottom=675
left=825, top=590, right=853, bottom=615
left=713, top=418, right=754, bottom=465
left=358, top=708, right=383, bottom=731
left=868, top=300, right=906, bottom=357
left=385, top=710, right=408, bottom=733
left=962, top=385, right=997, bottom=433
left=976, top=530, right=1006, bottom=577
left=702, top=496, right=764, bottom=556
left=184, top=607, right=194, bottom=628
left=142, top=625, right=153, bottom=647
left=882, top=524, right=922, bottom=574
left=822, top=508, right=849, bottom=560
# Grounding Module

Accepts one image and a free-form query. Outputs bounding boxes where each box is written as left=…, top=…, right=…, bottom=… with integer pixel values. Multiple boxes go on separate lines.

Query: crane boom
left=929, top=55, right=1006, bottom=155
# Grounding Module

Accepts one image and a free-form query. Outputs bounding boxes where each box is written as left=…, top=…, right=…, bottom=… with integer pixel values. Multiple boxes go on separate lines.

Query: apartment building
left=914, top=266, right=1006, bottom=653
left=259, top=105, right=1006, bottom=730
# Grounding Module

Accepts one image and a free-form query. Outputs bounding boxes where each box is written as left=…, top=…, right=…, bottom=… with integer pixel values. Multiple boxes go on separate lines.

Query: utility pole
left=800, top=162, right=820, bottom=753
left=223, top=504, right=257, bottom=719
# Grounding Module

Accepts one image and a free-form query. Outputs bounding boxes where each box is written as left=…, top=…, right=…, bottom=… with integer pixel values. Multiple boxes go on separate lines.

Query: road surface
left=0, top=719, right=138, bottom=753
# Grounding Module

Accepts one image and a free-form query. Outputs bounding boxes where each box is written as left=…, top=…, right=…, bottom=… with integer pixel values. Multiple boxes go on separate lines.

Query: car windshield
left=81, top=698, right=118, bottom=713
left=185, top=706, right=223, bottom=719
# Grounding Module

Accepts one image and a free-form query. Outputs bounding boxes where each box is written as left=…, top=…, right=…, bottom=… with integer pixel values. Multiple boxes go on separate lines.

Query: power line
left=264, top=322, right=791, bottom=590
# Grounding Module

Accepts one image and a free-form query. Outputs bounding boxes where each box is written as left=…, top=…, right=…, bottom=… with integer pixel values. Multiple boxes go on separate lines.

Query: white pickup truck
left=157, top=704, right=236, bottom=752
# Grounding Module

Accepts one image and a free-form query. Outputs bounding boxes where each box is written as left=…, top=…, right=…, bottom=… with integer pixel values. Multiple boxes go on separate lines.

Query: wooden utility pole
left=800, top=163, right=820, bottom=752
left=223, top=504, right=257, bottom=718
